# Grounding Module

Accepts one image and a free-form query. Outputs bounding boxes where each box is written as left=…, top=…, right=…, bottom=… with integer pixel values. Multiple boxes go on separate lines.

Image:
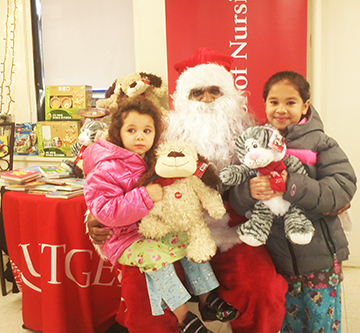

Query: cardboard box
left=45, top=85, right=92, bottom=121
left=37, top=121, right=80, bottom=157
left=14, top=123, right=38, bottom=155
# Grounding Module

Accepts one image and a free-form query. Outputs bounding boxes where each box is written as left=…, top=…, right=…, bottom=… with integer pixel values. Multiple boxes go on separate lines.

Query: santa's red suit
left=115, top=48, right=288, bottom=333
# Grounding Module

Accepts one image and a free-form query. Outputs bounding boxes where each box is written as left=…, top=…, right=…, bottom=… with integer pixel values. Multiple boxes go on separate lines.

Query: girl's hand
left=250, top=172, right=287, bottom=201
left=324, top=202, right=351, bottom=216
left=146, top=183, right=163, bottom=202
left=87, top=213, right=113, bottom=245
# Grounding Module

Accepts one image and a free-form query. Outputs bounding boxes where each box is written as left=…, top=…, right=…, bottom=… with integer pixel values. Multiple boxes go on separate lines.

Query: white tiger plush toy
left=220, top=125, right=315, bottom=247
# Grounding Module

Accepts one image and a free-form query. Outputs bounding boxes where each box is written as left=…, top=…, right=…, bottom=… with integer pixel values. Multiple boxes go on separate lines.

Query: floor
left=0, top=258, right=359, bottom=332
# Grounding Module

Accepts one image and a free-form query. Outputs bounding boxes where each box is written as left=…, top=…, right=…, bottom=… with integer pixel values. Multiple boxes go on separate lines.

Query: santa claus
left=88, top=48, right=288, bottom=333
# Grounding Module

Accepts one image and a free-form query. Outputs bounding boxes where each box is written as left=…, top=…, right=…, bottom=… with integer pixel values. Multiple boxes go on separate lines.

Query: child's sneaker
left=199, top=291, right=240, bottom=323
left=178, top=311, right=214, bottom=333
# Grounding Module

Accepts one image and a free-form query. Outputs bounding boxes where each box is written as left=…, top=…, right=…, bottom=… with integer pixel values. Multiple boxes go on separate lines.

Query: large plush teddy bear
left=220, top=125, right=315, bottom=247
left=96, top=71, right=168, bottom=115
left=139, top=140, right=226, bottom=263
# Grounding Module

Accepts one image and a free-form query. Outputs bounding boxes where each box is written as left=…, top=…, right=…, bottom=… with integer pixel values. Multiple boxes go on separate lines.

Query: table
left=2, top=191, right=122, bottom=333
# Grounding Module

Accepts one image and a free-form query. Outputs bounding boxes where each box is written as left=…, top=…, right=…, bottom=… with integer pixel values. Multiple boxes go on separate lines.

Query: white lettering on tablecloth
left=18, top=243, right=121, bottom=292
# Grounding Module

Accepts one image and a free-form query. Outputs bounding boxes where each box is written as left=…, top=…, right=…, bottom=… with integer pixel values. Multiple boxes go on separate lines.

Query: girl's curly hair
left=107, top=97, right=163, bottom=186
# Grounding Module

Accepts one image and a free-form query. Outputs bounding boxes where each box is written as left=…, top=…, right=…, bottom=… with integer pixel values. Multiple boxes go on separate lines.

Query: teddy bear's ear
left=197, top=154, right=220, bottom=190
left=140, top=72, right=162, bottom=88
left=140, top=72, right=168, bottom=100
left=105, top=80, right=117, bottom=98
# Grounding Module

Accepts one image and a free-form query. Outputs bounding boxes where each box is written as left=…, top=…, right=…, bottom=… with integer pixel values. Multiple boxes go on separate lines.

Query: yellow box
left=37, top=121, right=80, bottom=157
left=45, top=85, right=92, bottom=121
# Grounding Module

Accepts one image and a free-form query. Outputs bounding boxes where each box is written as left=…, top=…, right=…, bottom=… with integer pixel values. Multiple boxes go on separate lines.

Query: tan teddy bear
left=96, top=71, right=168, bottom=115
left=139, top=140, right=226, bottom=263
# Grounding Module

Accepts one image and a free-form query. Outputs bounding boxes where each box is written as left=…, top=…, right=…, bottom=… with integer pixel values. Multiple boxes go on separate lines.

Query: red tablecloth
left=2, top=191, right=122, bottom=333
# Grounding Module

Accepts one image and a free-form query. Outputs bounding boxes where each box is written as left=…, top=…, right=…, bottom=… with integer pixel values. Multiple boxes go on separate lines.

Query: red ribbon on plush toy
left=152, top=177, right=183, bottom=186
left=74, top=145, right=87, bottom=165
left=152, top=161, right=208, bottom=187
left=257, top=161, right=286, bottom=192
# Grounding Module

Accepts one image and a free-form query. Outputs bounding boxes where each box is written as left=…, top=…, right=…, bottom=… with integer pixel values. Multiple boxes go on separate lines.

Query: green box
left=37, top=121, right=80, bottom=157
left=45, top=85, right=92, bottom=121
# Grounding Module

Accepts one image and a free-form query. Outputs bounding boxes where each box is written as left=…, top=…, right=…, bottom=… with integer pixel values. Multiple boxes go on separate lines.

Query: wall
left=41, top=0, right=135, bottom=89
left=307, top=0, right=360, bottom=267
left=0, top=0, right=37, bottom=123
left=133, top=0, right=168, bottom=82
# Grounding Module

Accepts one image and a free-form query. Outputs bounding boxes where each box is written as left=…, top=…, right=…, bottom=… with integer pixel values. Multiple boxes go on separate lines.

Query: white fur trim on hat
left=174, top=63, right=236, bottom=102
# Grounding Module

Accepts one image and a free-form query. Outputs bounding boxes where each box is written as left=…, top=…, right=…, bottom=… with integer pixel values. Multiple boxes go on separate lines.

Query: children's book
left=4, top=180, right=49, bottom=192
left=0, top=168, right=40, bottom=183
left=51, top=184, right=84, bottom=192
left=64, top=178, right=85, bottom=189
left=45, top=189, right=83, bottom=199
left=4, top=178, right=83, bottom=194
left=0, top=135, right=8, bottom=157
left=37, top=178, right=68, bottom=185
left=38, top=165, right=71, bottom=179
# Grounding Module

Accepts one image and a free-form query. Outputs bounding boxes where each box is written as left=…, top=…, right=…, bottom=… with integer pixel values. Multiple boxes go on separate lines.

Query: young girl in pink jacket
left=83, top=97, right=239, bottom=333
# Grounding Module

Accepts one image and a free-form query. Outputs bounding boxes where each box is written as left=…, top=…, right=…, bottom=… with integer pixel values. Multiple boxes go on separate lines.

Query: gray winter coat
left=229, top=105, right=357, bottom=276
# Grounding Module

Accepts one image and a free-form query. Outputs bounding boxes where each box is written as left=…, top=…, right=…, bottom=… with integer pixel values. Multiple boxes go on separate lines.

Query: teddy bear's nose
left=168, top=151, right=185, bottom=158
left=130, top=81, right=137, bottom=88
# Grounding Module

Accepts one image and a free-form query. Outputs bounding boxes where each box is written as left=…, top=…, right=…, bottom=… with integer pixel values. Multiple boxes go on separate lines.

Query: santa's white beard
left=163, top=91, right=251, bottom=253
left=165, top=92, right=249, bottom=172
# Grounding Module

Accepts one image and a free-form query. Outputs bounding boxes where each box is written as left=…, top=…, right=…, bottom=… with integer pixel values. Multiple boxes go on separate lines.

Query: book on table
left=45, top=189, right=84, bottom=199
left=4, top=180, right=50, bottom=192
left=4, top=180, right=84, bottom=193
left=38, top=165, right=71, bottom=179
left=0, top=168, right=40, bottom=184
left=64, top=178, right=85, bottom=189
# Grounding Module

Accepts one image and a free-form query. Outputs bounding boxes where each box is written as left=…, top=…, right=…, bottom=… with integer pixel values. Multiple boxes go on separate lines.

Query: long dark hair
left=263, top=71, right=310, bottom=103
left=108, top=97, right=163, bottom=186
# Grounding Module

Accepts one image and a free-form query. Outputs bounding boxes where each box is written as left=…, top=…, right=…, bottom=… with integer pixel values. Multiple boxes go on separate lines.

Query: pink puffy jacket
left=83, top=138, right=154, bottom=265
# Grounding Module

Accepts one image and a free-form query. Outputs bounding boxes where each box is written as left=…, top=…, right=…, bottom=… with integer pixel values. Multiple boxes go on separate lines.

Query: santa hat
left=174, top=48, right=233, bottom=75
left=173, top=48, right=236, bottom=100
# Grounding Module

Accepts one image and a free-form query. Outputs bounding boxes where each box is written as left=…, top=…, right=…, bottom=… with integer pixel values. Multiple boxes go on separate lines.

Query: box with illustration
left=37, top=121, right=80, bottom=157
left=14, top=123, right=38, bottom=155
left=45, top=85, right=92, bottom=121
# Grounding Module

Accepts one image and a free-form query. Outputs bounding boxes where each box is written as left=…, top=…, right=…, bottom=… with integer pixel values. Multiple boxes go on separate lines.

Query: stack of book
left=0, top=168, right=40, bottom=185
left=3, top=177, right=85, bottom=199
left=1, top=165, right=85, bottom=199
left=38, top=165, right=71, bottom=179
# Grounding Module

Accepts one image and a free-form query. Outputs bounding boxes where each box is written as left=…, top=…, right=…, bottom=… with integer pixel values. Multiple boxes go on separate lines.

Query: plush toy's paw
left=238, top=233, right=263, bottom=247
left=284, top=205, right=315, bottom=245
left=61, top=159, right=77, bottom=177
left=219, top=168, right=234, bottom=185
left=208, top=206, right=226, bottom=220
left=186, top=242, right=216, bottom=263
left=288, top=232, right=313, bottom=245
left=219, top=165, right=249, bottom=186
left=236, top=220, right=267, bottom=247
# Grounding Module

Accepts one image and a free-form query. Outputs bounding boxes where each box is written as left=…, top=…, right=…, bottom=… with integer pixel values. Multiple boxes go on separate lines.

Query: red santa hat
left=173, top=48, right=237, bottom=100
left=174, top=48, right=233, bottom=75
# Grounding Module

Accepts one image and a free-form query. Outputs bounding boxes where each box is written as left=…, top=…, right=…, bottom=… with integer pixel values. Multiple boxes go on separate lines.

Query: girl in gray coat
left=228, top=71, right=357, bottom=333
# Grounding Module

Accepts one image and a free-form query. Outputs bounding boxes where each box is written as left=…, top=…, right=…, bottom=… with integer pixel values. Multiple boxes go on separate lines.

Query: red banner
left=165, top=0, right=307, bottom=123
